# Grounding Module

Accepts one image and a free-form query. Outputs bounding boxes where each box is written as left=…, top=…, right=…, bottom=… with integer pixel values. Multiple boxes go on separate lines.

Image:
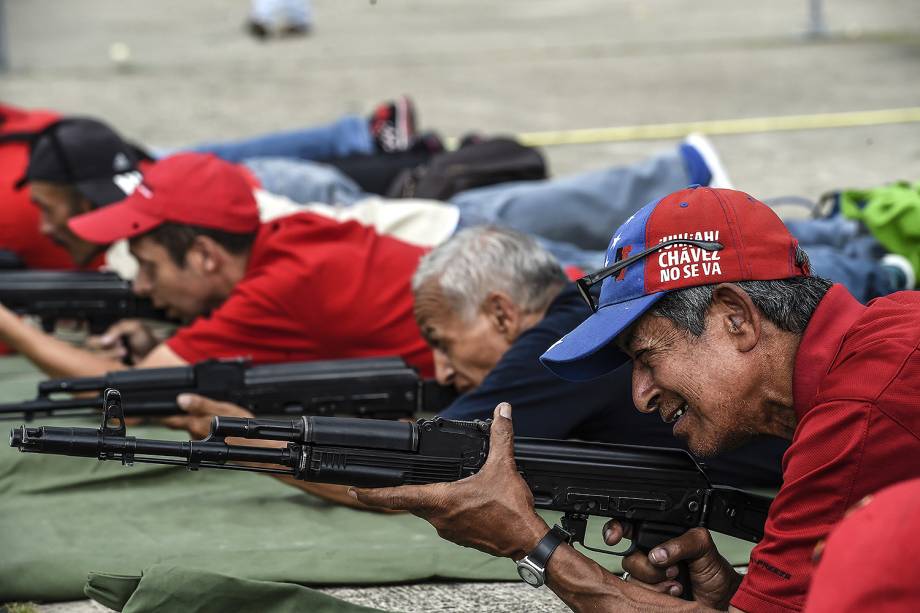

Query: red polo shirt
left=803, top=478, right=920, bottom=612
left=731, top=285, right=920, bottom=613
left=166, top=212, right=434, bottom=377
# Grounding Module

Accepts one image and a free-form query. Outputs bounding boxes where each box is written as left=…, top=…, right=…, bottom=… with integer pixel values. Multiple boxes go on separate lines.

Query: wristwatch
left=516, top=525, right=571, bottom=588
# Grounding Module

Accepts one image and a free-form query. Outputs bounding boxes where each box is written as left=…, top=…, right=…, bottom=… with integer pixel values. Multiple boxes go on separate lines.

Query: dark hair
left=651, top=249, right=833, bottom=336
left=143, top=222, right=256, bottom=266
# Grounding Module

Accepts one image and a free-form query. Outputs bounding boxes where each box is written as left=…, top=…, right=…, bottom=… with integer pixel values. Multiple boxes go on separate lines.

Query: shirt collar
left=793, top=284, right=865, bottom=418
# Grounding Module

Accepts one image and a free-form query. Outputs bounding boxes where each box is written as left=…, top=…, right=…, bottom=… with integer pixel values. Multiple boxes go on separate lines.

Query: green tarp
left=0, top=357, right=758, bottom=610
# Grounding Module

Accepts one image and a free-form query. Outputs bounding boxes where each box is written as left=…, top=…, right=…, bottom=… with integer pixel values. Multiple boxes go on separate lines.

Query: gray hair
left=651, top=248, right=833, bottom=336
left=412, top=226, right=567, bottom=320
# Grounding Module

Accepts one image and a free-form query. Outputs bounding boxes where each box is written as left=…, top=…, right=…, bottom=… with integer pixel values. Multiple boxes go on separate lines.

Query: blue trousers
left=187, top=115, right=372, bottom=163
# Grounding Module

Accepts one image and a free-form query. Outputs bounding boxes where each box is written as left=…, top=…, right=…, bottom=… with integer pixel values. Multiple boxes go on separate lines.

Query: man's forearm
left=545, top=545, right=723, bottom=612
left=0, top=305, right=123, bottom=378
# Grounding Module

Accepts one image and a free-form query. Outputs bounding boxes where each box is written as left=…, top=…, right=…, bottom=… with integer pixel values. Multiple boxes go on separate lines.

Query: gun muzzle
left=8, top=425, right=103, bottom=457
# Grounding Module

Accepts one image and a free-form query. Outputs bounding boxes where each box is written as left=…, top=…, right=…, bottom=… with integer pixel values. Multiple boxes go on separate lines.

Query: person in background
left=0, top=153, right=434, bottom=380
left=247, top=0, right=313, bottom=39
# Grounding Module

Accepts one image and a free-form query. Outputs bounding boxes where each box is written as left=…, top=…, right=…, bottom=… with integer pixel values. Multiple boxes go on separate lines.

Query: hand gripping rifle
left=0, top=357, right=456, bottom=422
left=0, top=270, right=170, bottom=333
left=11, top=390, right=770, bottom=600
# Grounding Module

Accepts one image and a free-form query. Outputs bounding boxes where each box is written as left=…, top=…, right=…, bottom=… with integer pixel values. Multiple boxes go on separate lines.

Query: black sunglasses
left=576, top=238, right=724, bottom=312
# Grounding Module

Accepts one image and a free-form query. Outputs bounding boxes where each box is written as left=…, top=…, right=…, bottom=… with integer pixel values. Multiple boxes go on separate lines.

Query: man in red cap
left=346, top=186, right=920, bottom=612
left=0, top=152, right=433, bottom=379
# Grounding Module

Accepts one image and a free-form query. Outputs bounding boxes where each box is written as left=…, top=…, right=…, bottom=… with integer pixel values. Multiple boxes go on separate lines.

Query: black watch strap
left=528, top=525, right=571, bottom=569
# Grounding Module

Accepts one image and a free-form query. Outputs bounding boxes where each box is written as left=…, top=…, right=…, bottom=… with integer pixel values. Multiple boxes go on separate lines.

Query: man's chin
left=686, top=429, right=753, bottom=459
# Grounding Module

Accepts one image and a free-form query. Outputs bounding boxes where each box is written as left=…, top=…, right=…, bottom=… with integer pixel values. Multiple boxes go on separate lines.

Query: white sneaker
left=685, top=133, right=734, bottom=189
left=881, top=253, right=916, bottom=290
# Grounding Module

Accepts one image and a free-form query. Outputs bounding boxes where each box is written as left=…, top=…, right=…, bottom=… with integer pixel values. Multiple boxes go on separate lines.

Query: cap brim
left=67, top=195, right=163, bottom=245
left=75, top=176, right=131, bottom=207
left=540, top=292, right=665, bottom=381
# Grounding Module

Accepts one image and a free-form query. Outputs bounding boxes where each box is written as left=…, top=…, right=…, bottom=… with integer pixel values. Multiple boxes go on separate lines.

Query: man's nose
left=632, top=366, right=660, bottom=414
left=433, top=350, right=456, bottom=387
left=132, top=274, right=151, bottom=297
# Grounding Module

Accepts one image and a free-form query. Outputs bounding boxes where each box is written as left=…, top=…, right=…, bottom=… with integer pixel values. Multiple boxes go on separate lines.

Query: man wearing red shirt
left=0, top=103, right=74, bottom=269
left=347, top=186, right=920, bottom=612
left=0, top=152, right=433, bottom=379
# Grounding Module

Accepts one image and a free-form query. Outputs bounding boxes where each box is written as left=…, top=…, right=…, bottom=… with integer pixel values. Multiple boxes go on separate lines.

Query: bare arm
left=0, top=304, right=186, bottom=378
left=351, top=404, right=747, bottom=613
left=544, top=545, right=744, bottom=612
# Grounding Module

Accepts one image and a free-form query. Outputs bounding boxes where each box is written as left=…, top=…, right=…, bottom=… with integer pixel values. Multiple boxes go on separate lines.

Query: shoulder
left=818, top=292, right=920, bottom=424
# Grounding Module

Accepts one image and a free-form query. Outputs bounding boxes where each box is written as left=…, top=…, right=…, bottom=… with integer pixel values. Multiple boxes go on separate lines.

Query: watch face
left=517, top=563, right=543, bottom=587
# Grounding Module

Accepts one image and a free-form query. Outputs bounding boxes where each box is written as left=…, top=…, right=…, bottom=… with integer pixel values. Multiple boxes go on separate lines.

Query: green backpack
left=840, top=181, right=920, bottom=278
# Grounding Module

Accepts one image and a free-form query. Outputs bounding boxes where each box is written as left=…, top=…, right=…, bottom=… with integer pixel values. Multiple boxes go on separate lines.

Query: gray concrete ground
left=4, top=1, right=920, bottom=611
left=4, top=0, right=920, bottom=198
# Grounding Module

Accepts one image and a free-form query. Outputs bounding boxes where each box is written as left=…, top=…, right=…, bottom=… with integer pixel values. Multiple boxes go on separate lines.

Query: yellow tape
left=446, top=107, right=920, bottom=149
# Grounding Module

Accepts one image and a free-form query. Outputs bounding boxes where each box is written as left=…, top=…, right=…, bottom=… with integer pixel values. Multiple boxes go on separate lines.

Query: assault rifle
left=10, top=390, right=771, bottom=600
left=0, top=270, right=169, bottom=333
left=0, top=357, right=455, bottom=422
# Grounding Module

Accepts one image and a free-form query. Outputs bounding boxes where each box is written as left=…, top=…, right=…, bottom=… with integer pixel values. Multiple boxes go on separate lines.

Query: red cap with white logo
left=68, top=152, right=260, bottom=244
left=541, top=186, right=811, bottom=380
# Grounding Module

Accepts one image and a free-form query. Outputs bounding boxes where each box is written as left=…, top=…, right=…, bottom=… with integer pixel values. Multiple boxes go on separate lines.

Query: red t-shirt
left=731, top=285, right=920, bottom=613
left=803, top=478, right=920, bottom=612
left=0, top=104, right=74, bottom=270
left=166, top=212, right=434, bottom=377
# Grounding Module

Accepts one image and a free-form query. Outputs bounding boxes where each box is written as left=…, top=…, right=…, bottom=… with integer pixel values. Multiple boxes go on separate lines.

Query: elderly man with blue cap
left=352, top=186, right=920, bottom=612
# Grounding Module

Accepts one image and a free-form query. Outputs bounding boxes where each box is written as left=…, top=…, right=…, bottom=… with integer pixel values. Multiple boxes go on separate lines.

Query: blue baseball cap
left=540, top=186, right=808, bottom=381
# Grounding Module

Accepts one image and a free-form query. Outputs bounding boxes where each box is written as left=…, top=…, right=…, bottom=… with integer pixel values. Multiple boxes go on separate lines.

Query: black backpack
left=386, top=137, right=547, bottom=200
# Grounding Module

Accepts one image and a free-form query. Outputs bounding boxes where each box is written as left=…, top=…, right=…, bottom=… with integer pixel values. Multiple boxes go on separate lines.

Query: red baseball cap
left=541, top=186, right=810, bottom=380
left=68, top=152, right=260, bottom=244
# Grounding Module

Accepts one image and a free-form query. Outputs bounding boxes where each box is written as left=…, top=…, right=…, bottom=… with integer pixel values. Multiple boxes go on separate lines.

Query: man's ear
left=186, top=235, right=222, bottom=274
left=482, top=291, right=521, bottom=342
left=709, top=283, right=760, bottom=352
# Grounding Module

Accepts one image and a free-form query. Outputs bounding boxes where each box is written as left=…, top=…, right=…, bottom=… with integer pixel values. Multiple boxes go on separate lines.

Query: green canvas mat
left=0, top=357, right=757, bottom=605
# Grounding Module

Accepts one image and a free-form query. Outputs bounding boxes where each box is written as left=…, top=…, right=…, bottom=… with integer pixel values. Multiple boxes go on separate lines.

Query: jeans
left=242, top=157, right=365, bottom=207
left=451, top=148, right=693, bottom=251
left=244, top=148, right=692, bottom=271
left=187, top=115, right=372, bottom=164
left=786, top=216, right=896, bottom=302
left=250, top=0, right=312, bottom=26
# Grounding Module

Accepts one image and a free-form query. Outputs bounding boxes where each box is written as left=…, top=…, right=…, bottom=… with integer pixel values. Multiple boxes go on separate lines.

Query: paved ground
left=32, top=583, right=571, bottom=613
left=3, top=1, right=919, bottom=611
left=4, top=0, right=920, bottom=198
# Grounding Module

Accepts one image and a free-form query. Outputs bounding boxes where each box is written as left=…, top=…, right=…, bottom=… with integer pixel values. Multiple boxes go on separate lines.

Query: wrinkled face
left=414, top=287, right=511, bottom=394
left=29, top=181, right=101, bottom=266
left=130, top=235, right=215, bottom=322
left=619, top=313, right=761, bottom=457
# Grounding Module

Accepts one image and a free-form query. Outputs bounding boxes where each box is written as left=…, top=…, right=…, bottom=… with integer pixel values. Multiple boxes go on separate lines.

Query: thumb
left=483, top=402, right=514, bottom=467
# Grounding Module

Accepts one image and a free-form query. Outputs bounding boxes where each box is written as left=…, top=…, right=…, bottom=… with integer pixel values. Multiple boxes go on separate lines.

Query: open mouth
left=663, top=401, right=689, bottom=425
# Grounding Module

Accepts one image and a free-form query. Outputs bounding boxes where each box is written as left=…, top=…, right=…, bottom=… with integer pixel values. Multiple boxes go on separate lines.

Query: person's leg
left=533, top=236, right=606, bottom=272
left=280, top=0, right=311, bottom=26
left=451, top=147, right=694, bottom=251
left=801, top=244, right=898, bottom=303
left=787, top=215, right=902, bottom=301
left=250, top=0, right=281, bottom=25
left=187, top=115, right=374, bottom=163
left=241, top=157, right=366, bottom=206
